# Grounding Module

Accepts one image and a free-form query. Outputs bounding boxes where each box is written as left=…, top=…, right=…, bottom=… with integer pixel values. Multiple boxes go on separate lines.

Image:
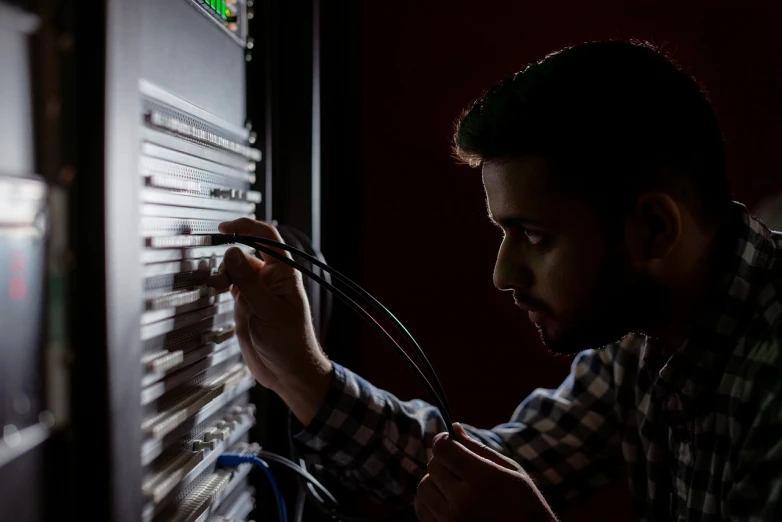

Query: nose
left=493, top=239, right=533, bottom=291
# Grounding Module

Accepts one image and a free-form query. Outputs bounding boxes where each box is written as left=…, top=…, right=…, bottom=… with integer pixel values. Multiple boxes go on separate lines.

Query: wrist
left=274, top=350, right=334, bottom=427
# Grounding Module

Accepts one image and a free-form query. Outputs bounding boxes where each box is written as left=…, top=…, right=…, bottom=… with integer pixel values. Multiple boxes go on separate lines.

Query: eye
left=524, top=229, right=545, bottom=246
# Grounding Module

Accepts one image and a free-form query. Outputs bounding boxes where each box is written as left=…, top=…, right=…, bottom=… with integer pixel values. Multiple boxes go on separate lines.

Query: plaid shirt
left=293, top=201, right=782, bottom=522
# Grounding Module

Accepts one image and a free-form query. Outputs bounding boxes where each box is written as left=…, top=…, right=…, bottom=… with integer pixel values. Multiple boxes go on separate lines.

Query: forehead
left=481, top=156, right=564, bottom=220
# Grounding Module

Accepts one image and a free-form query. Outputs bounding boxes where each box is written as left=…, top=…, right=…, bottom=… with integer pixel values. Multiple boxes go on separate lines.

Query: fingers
left=413, top=501, right=438, bottom=522
left=208, top=245, right=266, bottom=293
left=219, top=218, right=292, bottom=264
left=427, top=458, right=461, bottom=501
left=431, top=431, right=493, bottom=479
left=453, top=423, right=520, bottom=472
left=221, top=247, right=276, bottom=317
left=207, top=269, right=232, bottom=293
left=415, top=475, right=448, bottom=522
left=233, top=293, right=264, bottom=378
left=233, top=291, right=252, bottom=351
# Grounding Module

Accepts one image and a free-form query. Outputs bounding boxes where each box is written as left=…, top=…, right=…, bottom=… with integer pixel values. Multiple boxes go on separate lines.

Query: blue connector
left=217, top=452, right=287, bottom=522
left=216, top=452, right=255, bottom=467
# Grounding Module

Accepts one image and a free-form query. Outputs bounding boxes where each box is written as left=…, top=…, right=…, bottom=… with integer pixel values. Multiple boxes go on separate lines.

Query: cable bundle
left=214, top=232, right=454, bottom=435
left=218, top=450, right=410, bottom=522
left=212, top=231, right=452, bottom=521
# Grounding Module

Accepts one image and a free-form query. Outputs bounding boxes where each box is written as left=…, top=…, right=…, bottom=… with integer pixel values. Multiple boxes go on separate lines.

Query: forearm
left=288, top=346, right=625, bottom=509
left=292, top=363, right=448, bottom=505
left=273, top=350, right=334, bottom=427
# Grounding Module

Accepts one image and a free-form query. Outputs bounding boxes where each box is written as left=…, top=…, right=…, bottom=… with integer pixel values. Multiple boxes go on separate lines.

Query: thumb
left=224, top=247, right=258, bottom=284
left=223, top=247, right=274, bottom=315
left=453, top=423, right=519, bottom=472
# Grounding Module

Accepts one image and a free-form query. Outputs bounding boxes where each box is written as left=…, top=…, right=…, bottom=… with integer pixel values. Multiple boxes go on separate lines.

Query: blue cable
left=218, top=453, right=288, bottom=522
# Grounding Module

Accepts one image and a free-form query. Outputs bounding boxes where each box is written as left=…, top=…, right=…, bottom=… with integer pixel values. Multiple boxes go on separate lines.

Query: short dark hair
left=454, top=39, right=732, bottom=226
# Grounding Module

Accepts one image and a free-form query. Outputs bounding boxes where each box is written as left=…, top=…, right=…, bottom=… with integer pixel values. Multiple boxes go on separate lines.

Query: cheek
left=536, top=244, right=619, bottom=315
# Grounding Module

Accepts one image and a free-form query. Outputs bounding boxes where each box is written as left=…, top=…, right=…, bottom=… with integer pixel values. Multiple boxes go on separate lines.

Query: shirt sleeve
left=293, top=345, right=625, bottom=508
left=726, top=363, right=782, bottom=521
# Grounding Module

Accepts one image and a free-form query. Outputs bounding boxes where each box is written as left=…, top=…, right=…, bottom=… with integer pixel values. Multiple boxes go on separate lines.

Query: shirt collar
left=646, top=201, right=778, bottom=404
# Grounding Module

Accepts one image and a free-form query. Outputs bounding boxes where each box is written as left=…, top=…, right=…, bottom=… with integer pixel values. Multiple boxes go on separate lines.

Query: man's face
left=483, top=156, right=650, bottom=354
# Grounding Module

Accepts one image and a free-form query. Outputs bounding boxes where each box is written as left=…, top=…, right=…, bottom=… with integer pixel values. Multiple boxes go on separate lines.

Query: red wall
left=349, top=3, right=782, bottom=521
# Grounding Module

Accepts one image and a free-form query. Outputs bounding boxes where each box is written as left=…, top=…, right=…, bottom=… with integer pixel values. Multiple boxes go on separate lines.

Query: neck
left=643, top=223, right=731, bottom=357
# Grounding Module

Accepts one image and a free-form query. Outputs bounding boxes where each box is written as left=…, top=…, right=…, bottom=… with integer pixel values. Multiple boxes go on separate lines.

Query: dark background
left=318, top=3, right=782, bottom=521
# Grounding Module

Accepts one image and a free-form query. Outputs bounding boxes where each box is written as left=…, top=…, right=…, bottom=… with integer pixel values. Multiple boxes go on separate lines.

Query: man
left=210, top=39, right=782, bottom=521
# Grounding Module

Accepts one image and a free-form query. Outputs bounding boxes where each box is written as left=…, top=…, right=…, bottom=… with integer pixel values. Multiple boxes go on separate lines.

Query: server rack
left=68, top=1, right=266, bottom=521
left=1, top=0, right=340, bottom=519
left=0, top=0, right=325, bottom=521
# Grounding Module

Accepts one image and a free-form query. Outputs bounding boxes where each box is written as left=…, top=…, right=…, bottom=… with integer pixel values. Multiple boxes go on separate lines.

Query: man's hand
left=207, top=218, right=333, bottom=426
left=415, top=423, right=558, bottom=522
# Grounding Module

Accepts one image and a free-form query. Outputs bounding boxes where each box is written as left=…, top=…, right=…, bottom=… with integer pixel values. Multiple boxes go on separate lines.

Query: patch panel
left=141, top=315, right=235, bottom=355
left=138, top=71, right=260, bottom=520
left=142, top=412, right=255, bottom=521
left=205, top=485, right=255, bottom=521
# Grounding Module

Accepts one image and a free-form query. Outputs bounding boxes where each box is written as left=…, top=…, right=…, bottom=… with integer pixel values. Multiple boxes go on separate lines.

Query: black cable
left=255, top=450, right=341, bottom=507
left=238, top=238, right=454, bottom=435
left=277, top=424, right=417, bottom=522
left=263, top=232, right=419, bottom=522
left=277, top=225, right=331, bottom=343
left=214, top=231, right=453, bottom=518
left=259, top=449, right=414, bottom=522
left=243, top=233, right=449, bottom=415
left=287, top=411, right=318, bottom=522
left=231, top=233, right=452, bottom=421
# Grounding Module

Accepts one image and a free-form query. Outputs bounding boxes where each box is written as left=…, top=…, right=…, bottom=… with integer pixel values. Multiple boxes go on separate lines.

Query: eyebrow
left=487, top=210, right=545, bottom=229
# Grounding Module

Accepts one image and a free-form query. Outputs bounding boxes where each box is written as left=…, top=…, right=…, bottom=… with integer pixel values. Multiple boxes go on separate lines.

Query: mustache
left=512, top=292, right=548, bottom=311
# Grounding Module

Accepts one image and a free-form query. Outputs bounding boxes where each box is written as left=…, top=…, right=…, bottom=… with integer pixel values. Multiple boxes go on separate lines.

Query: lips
left=513, top=299, right=548, bottom=325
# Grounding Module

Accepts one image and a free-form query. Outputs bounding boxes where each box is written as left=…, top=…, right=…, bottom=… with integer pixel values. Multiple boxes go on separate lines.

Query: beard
left=536, top=253, right=663, bottom=356
left=536, top=318, right=631, bottom=355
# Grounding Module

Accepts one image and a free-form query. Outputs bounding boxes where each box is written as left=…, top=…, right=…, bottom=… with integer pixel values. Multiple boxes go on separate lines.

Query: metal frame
left=53, top=1, right=144, bottom=520
left=104, top=3, right=144, bottom=520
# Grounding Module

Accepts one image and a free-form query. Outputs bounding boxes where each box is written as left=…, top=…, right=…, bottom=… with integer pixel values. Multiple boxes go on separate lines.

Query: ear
left=625, top=193, right=682, bottom=262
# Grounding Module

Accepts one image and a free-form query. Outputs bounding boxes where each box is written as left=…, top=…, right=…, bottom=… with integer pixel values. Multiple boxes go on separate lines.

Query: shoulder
left=740, top=246, right=782, bottom=376
left=724, top=318, right=782, bottom=419
left=735, top=318, right=782, bottom=376
left=732, top=223, right=782, bottom=377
